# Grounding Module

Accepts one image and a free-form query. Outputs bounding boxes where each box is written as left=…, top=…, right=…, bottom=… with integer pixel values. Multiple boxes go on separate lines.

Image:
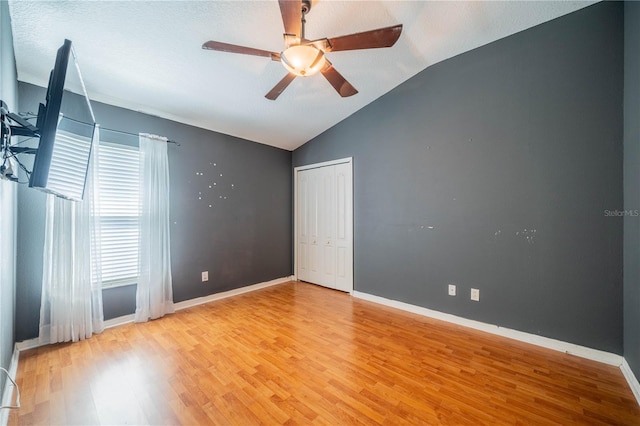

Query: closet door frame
left=294, top=157, right=353, bottom=294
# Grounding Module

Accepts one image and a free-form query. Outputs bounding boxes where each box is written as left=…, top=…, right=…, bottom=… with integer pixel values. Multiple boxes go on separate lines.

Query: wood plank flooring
left=7, top=281, right=640, bottom=425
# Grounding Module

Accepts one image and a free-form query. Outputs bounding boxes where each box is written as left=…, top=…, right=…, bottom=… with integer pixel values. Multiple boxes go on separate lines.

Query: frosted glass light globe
left=280, top=45, right=326, bottom=77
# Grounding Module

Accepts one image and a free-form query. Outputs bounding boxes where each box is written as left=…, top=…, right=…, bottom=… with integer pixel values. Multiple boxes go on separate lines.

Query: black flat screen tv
left=29, top=39, right=96, bottom=201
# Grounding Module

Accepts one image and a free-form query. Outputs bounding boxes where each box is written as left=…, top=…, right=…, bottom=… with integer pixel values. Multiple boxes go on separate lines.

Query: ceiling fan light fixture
left=280, top=45, right=326, bottom=77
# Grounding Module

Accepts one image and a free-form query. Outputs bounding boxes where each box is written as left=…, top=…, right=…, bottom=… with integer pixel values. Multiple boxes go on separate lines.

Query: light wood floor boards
left=7, top=281, right=640, bottom=425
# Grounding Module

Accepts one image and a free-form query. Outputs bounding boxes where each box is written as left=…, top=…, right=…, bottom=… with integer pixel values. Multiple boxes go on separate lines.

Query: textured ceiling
left=8, top=1, right=594, bottom=151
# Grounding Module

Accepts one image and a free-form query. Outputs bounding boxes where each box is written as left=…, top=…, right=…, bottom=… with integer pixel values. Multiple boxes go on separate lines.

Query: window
left=92, top=142, right=140, bottom=288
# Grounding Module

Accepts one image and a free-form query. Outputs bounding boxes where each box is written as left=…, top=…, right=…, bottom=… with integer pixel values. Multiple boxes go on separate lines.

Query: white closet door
left=297, top=172, right=309, bottom=282
left=334, top=162, right=352, bottom=292
left=307, top=168, right=322, bottom=285
left=295, top=159, right=353, bottom=293
left=319, top=165, right=336, bottom=289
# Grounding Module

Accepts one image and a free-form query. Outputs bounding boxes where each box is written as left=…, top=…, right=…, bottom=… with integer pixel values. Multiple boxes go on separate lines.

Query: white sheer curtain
left=135, top=133, right=174, bottom=322
left=39, top=126, right=104, bottom=344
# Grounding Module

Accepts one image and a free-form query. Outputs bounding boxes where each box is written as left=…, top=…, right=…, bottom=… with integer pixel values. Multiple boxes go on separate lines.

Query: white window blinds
left=94, top=142, right=140, bottom=287
left=43, top=119, right=94, bottom=201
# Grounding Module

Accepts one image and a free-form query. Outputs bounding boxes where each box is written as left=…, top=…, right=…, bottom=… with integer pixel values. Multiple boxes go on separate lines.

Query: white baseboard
left=12, top=279, right=637, bottom=409
left=621, top=358, right=640, bottom=406
left=15, top=276, right=295, bottom=351
left=352, top=286, right=640, bottom=403
left=174, top=275, right=294, bottom=311
left=103, top=314, right=135, bottom=330
left=1, top=344, right=20, bottom=426
left=101, top=276, right=295, bottom=329
left=14, top=338, right=41, bottom=352
left=353, top=291, right=623, bottom=367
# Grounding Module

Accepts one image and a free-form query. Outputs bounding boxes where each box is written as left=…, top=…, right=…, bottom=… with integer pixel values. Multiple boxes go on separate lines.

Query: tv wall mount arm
left=1, top=100, right=41, bottom=146
left=1, top=100, right=40, bottom=181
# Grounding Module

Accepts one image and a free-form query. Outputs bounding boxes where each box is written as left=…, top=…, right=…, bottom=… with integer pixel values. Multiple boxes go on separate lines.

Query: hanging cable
left=0, top=367, right=20, bottom=410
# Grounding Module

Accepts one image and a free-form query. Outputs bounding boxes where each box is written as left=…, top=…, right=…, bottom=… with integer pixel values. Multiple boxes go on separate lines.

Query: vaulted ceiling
left=8, top=1, right=594, bottom=150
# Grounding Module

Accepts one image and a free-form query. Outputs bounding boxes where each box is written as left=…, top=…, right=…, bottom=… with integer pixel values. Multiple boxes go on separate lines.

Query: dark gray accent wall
left=293, top=2, right=624, bottom=353
left=624, top=0, right=640, bottom=379
left=0, top=0, right=18, bottom=396
left=16, top=83, right=292, bottom=341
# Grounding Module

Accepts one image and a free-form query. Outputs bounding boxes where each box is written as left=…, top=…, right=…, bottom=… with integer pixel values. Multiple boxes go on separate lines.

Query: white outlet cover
left=471, top=288, right=480, bottom=301
left=448, top=284, right=456, bottom=296
left=202, top=271, right=209, bottom=282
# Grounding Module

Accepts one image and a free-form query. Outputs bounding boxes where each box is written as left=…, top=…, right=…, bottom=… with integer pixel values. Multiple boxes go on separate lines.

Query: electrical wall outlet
left=471, top=288, right=480, bottom=301
left=201, top=271, right=209, bottom=282
left=448, top=284, right=456, bottom=296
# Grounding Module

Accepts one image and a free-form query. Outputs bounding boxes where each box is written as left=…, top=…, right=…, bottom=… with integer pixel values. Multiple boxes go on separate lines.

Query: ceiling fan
left=202, top=0, right=403, bottom=100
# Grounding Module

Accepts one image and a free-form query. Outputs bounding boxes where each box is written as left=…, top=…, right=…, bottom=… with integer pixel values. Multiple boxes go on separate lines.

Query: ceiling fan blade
left=321, top=63, right=358, bottom=97
left=265, top=73, right=297, bottom=100
left=279, top=0, right=302, bottom=39
left=311, top=24, right=403, bottom=52
left=203, top=41, right=280, bottom=61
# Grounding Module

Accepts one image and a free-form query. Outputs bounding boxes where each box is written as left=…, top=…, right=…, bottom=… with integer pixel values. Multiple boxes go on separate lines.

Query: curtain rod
left=63, top=116, right=181, bottom=146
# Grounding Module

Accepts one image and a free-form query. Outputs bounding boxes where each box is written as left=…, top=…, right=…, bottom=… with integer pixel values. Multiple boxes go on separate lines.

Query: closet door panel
left=334, top=162, right=352, bottom=292
left=307, top=168, right=322, bottom=285
left=320, top=166, right=336, bottom=288
left=297, top=172, right=309, bottom=281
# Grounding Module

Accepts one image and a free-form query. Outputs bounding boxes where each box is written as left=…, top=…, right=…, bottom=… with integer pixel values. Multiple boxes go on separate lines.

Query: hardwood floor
left=7, top=281, right=640, bottom=425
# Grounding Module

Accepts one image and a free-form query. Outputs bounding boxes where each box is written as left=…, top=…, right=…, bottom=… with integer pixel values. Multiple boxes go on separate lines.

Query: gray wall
left=624, top=1, right=640, bottom=379
left=293, top=2, right=623, bottom=354
left=0, top=0, right=18, bottom=396
left=16, top=83, right=292, bottom=341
